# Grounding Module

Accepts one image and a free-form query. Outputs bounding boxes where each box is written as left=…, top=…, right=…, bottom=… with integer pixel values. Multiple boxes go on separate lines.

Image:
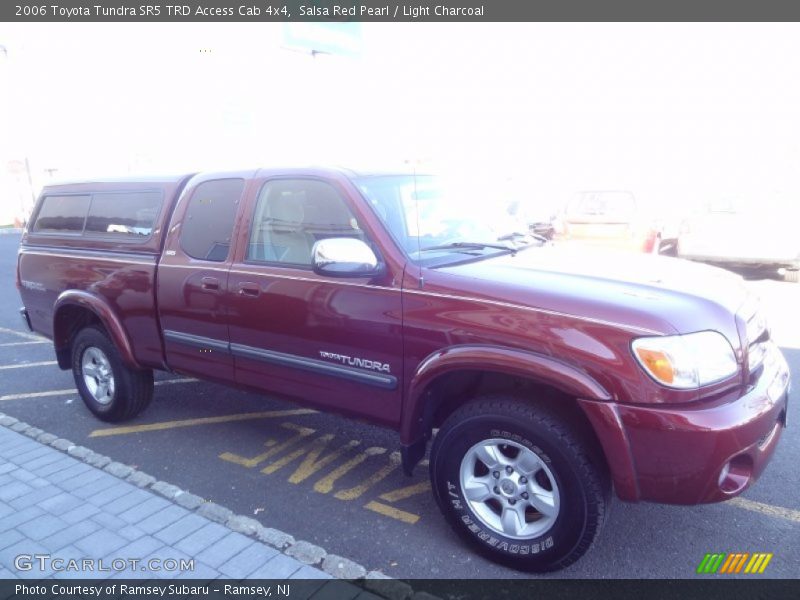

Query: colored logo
left=696, top=552, right=773, bottom=574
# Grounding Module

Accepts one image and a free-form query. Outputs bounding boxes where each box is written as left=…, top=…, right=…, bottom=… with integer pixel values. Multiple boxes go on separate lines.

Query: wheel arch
left=400, top=345, right=613, bottom=474
left=53, top=290, right=140, bottom=370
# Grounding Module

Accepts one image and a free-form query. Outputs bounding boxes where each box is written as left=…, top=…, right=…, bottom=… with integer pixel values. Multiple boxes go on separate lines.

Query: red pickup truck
left=16, top=168, right=790, bottom=572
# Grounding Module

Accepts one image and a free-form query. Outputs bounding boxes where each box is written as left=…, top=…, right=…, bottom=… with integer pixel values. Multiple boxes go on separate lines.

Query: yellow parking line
left=0, top=378, right=196, bottom=402
left=289, top=439, right=361, bottom=484
left=334, top=452, right=401, bottom=501
left=364, top=501, right=420, bottom=524
left=222, top=423, right=316, bottom=468
left=90, top=408, right=317, bottom=437
left=378, top=481, right=431, bottom=503
left=729, top=497, right=800, bottom=523
left=314, top=447, right=386, bottom=495
left=0, top=361, right=57, bottom=370
left=262, top=434, right=336, bottom=475
left=0, top=326, right=43, bottom=342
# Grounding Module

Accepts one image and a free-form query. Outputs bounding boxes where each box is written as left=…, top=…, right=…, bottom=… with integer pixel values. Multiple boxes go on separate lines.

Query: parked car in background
left=555, top=191, right=676, bottom=255
left=678, top=199, right=800, bottom=282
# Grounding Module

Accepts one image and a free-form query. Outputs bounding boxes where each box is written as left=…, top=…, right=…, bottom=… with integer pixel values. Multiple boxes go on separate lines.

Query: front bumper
left=580, top=343, right=790, bottom=504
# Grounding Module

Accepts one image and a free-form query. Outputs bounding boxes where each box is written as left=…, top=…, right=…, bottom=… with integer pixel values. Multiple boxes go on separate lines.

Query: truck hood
left=436, top=245, right=751, bottom=338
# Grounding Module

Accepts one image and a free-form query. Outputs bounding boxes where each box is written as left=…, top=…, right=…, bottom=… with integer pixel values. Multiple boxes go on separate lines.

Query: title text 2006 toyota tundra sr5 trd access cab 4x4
left=16, top=169, right=790, bottom=571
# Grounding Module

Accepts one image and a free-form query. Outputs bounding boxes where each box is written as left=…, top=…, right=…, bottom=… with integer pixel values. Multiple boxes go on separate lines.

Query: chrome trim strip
left=162, top=329, right=397, bottom=390
left=230, top=343, right=397, bottom=390
left=163, top=330, right=230, bottom=353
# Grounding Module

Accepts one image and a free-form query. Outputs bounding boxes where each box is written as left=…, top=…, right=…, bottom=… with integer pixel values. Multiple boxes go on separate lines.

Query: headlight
left=632, top=331, right=738, bottom=389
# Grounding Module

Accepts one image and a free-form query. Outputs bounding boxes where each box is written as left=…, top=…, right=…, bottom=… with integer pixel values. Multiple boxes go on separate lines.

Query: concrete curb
left=0, top=411, right=439, bottom=599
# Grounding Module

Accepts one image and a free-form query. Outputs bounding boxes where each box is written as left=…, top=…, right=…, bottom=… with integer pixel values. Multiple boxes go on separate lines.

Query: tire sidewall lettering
left=457, top=512, right=554, bottom=555
left=489, top=428, right=553, bottom=466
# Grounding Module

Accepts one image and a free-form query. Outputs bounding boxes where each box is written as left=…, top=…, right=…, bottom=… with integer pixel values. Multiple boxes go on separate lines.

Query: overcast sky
left=1, top=23, right=799, bottom=216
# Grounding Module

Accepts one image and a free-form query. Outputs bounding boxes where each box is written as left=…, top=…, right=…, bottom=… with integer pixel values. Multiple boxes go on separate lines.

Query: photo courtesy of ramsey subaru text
left=15, top=168, right=790, bottom=571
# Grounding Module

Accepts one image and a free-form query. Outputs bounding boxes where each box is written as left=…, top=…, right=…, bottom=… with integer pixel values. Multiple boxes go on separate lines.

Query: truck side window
left=180, top=179, right=244, bottom=262
left=33, top=195, right=91, bottom=233
left=85, top=191, right=162, bottom=238
left=247, top=179, right=364, bottom=266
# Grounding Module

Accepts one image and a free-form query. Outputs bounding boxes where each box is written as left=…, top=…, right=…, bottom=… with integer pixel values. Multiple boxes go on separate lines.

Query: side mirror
left=311, top=238, right=383, bottom=278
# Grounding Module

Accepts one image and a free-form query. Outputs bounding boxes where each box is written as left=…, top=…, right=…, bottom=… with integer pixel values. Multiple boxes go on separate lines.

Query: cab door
left=157, top=174, right=252, bottom=382
left=226, top=173, right=404, bottom=425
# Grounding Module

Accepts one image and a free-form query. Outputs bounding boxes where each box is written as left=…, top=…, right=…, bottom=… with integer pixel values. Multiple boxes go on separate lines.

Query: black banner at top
left=4, top=0, right=800, bottom=22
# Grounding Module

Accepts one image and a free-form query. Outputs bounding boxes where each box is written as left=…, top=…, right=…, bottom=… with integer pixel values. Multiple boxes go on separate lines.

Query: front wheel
left=429, top=395, right=610, bottom=572
left=71, top=326, right=154, bottom=422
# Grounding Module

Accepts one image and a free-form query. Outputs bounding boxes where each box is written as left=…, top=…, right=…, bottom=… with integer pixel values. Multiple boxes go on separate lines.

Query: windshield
left=354, top=175, right=536, bottom=263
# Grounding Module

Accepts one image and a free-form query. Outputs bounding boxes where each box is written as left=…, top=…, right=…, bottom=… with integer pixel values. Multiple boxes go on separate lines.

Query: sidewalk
left=0, top=424, right=371, bottom=589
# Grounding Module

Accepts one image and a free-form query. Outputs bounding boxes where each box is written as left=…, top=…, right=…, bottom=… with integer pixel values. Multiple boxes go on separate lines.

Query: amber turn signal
left=634, top=347, right=675, bottom=385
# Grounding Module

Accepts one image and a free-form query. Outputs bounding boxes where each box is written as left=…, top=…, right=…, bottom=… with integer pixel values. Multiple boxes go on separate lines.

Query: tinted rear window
left=33, top=195, right=91, bottom=233
left=85, top=192, right=162, bottom=238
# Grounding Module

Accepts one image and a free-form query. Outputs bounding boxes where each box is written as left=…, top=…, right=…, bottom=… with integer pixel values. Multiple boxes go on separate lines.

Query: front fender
left=53, top=290, right=140, bottom=369
left=401, top=344, right=611, bottom=447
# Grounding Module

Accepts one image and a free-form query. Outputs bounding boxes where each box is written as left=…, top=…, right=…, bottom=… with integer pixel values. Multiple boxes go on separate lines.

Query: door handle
left=201, top=277, right=220, bottom=291
left=238, top=282, right=261, bottom=297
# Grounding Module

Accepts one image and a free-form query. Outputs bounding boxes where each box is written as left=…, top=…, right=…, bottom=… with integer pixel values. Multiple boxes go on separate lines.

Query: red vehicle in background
left=556, top=191, right=676, bottom=255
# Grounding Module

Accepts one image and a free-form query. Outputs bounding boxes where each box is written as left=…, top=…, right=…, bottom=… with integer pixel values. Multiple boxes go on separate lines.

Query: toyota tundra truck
left=15, top=168, right=790, bottom=572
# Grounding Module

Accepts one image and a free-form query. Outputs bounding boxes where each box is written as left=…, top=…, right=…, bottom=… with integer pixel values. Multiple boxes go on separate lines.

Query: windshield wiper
left=497, top=231, right=548, bottom=244
left=418, top=241, right=516, bottom=254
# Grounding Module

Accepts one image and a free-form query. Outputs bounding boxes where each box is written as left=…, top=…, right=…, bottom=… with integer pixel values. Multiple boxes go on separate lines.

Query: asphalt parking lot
left=1, top=232, right=798, bottom=580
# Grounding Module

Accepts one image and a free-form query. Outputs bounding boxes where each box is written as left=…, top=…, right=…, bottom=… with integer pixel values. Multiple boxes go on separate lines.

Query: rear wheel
left=71, top=326, right=153, bottom=422
left=430, top=395, right=610, bottom=572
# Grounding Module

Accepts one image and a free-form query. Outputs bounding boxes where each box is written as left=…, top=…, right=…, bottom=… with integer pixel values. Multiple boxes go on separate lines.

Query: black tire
left=70, top=325, right=154, bottom=422
left=429, top=395, right=610, bottom=572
